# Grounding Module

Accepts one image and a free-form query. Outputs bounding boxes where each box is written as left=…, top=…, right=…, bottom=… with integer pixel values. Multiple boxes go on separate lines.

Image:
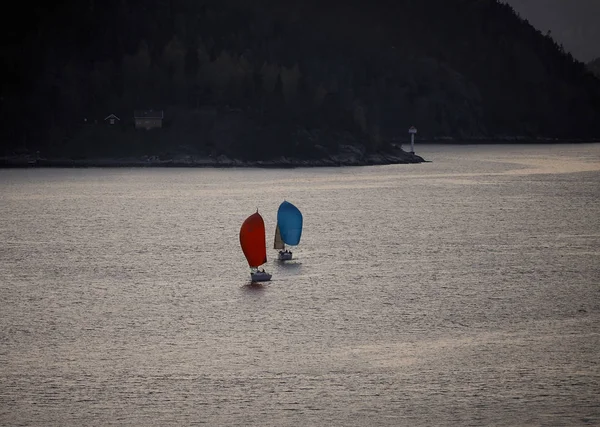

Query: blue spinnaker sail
left=277, top=201, right=303, bottom=246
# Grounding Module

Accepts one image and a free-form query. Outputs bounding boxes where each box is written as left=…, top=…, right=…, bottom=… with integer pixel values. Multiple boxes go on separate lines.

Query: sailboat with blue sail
left=274, top=201, right=303, bottom=261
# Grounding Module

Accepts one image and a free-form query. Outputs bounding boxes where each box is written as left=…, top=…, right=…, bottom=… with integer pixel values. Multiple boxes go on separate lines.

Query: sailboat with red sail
left=239, top=211, right=272, bottom=282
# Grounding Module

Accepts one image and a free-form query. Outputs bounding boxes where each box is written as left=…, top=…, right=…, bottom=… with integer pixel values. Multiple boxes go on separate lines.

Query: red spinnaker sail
left=239, top=212, right=268, bottom=268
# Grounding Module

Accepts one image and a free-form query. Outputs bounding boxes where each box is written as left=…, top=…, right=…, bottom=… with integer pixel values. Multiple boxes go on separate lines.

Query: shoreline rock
left=0, top=155, right=425, bottom=168
left=0, top=150, right=426, bottom=169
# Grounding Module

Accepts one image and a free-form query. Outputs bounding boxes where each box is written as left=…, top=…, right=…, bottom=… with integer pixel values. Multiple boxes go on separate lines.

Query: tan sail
left=273, top=224, right=285, bottom=250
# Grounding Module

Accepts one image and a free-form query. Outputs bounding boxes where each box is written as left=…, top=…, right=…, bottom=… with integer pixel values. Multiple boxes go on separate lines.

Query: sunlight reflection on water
left=1, top=143, right=599, bottom=426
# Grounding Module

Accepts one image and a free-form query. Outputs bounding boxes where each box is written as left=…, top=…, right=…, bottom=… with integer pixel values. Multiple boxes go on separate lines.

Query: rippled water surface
left=1, top=144, right=599, bottom=426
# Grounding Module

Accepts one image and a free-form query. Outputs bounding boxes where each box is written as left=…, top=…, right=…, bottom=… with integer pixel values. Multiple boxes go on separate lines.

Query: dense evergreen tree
left=1, top=0, right=599, bottom=159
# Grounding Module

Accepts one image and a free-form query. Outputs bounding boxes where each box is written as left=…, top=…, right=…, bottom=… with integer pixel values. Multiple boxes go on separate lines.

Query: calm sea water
left=1, top=144, right=599, bottom=426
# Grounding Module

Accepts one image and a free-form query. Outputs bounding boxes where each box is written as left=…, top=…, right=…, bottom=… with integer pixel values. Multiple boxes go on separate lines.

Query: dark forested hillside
left=2, top=0, right=600, bottom=160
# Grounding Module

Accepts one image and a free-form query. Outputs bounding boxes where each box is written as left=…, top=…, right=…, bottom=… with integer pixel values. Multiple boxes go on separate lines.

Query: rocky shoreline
left=0, top=147, right=426, bottom=169
left=5, top=138, right=599, bottom=169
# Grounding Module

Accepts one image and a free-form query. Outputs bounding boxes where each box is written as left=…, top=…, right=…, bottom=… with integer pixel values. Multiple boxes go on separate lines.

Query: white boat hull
left=278, top=250, right=293, bottom=261
left=251, top=271, right=272, bottom=282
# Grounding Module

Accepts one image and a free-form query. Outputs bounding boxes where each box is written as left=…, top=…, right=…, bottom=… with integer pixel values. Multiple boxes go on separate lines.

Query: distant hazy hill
left=503, top=0, right=600, bottom=63
left=1, top=0, right=599, bottom=160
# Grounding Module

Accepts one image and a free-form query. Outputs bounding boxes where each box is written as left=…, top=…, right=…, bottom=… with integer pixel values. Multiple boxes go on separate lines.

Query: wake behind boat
left=240, top=211, right=272, bottom=282
left=273, top=201, right=303, bottom=261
